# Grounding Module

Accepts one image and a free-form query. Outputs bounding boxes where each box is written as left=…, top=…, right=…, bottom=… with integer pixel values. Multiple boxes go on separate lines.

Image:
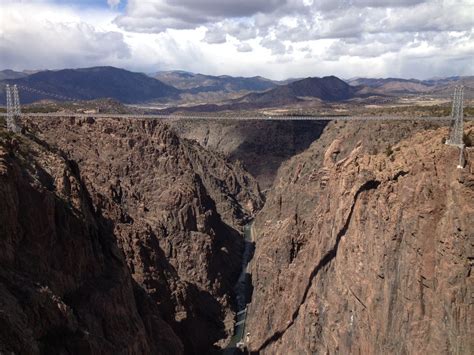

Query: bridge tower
left=5, top=84, right=21, bottom=133
left=446, top=86, right=465, bottom=168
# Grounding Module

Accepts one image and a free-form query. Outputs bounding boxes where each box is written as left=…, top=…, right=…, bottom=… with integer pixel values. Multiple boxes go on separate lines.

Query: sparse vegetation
left=0, top=129, right=14, bottom=142
left=22, top=106, right=61, bottom=113
left=385, top=146, right=394, bottom=156
left=464, top=132, right=473, bottom=147
left=364, top=104, right=474, bottom=118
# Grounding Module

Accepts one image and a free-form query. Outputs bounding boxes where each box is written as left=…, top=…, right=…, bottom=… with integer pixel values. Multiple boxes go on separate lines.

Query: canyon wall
left=0, top=129, right=182, bottom=353
left=1, top=117, right=264, bottom=353
left=169, top=120, right=328, bottom=189
left=246, top=121, right=473, bottom=354
left=2, top=116, right=472, bottom=354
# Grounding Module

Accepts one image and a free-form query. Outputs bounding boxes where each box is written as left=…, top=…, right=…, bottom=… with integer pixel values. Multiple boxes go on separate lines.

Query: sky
left=0, top=0, right=473, bottom=80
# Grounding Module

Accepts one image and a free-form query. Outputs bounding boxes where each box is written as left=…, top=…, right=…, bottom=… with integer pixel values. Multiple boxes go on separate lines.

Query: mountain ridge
left=235, top=75, right=358, bottom=105
left=152, top=70, right=281, bottom=93
left=1, top=66, right=180, bottom=104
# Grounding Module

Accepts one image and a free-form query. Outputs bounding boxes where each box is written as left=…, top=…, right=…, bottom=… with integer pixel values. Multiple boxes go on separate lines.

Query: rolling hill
left=237, top=75, right=358, bottom=105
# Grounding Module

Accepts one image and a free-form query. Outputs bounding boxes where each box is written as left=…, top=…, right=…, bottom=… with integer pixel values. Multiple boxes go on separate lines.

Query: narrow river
left=224, top=222, right=254, bottom=353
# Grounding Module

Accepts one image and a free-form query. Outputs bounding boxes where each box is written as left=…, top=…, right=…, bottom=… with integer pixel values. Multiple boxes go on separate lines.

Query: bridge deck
left=1, top=113, right=473, bottom=121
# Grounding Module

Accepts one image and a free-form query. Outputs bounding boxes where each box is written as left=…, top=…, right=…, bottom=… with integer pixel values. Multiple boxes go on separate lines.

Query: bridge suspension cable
left=2, top=84, right=469, bottom=168
left=15, top=85, right=83, bottom=102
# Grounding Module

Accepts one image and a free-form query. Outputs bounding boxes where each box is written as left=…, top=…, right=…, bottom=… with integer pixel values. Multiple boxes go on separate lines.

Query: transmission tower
left=446, top=86, right=465, bottom=168
left=4, top=84, right=21, bottom=133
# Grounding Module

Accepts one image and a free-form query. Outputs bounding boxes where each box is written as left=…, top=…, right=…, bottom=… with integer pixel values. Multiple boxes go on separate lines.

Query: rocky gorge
left=0, top=116, right=472, bottom=354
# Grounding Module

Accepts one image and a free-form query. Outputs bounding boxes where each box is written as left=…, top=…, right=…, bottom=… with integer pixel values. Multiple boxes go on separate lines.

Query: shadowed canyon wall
left=1, top=116, right=264, bottom=354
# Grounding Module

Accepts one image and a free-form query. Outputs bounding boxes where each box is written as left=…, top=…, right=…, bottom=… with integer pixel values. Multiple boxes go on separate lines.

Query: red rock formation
left=246, top=122, right=473, bottom=354
left=18, top=116, right=263, bottom=352
left=0, top=131, right=182, bottom=353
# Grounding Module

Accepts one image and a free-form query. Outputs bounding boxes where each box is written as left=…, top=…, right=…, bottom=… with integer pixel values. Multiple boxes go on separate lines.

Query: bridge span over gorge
left=2, top=84, right=471, bottom=169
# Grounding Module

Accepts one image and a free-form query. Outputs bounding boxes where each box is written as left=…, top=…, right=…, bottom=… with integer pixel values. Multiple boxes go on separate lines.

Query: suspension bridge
left=2, top=84, right=470, bottom=168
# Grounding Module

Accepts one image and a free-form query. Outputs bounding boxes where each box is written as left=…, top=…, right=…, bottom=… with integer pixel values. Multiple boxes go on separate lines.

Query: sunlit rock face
left=246, top=121, right=473, bottom=354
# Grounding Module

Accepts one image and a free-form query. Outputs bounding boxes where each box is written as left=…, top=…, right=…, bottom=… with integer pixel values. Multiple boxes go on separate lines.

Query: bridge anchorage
left=445, top=85, right=465, bottom=168
left=5, top=84, right=22, bottom=133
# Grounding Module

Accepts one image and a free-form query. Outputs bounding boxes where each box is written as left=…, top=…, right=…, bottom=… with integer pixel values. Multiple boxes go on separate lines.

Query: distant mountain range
left=152, top=70, right=282, bottom=94
left=0, top=67, right=179, bottom=104
left=347, top=76, right=474, bottom=96
left=0, top=66, right=472, bottom=106
left=161, top=76, right=359, bottom=113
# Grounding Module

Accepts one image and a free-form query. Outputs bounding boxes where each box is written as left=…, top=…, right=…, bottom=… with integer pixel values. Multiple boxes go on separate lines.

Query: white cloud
left=236, top=42, right=253, bottom=52
left=114, top=0, right=287, bottom=32
left=0, top=0, right=472, bottom=79
left=0, top=2, right=130, bottom=70
left=260, top=38, right=287, bottom=55
left=203, top=28, right=227, bottom=44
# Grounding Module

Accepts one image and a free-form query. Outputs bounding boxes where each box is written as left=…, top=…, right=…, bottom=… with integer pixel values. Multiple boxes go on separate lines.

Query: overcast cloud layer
left=0, top=0, right=473, bottom=79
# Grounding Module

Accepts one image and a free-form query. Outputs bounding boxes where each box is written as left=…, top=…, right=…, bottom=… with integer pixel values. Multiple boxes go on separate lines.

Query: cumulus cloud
left=260, top=38, right=287, bottom=55
left=203, top=28, right=227, bottom=44
left=313, top=0, right=427, bottom=12
left=236, top=42, right=253, bottom=52
left=0, top=0, right=473, bottom=79
left=0, top=2, right=131, bottom=70
left=114, top=0, right=287, bottom=32
left=202, top=20, right=258, bottom=44
left=113, top=0, right=473, bottom=53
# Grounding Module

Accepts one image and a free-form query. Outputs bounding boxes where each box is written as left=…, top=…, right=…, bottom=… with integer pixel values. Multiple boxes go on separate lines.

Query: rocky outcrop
left=246, top=121, right=473, bottom=354
left=0, top=130, right=182, bottom=353
left=4, top=116, right=263, bottom=353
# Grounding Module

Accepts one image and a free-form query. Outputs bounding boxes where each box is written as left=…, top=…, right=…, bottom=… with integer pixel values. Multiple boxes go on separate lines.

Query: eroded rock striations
left=1, top=116, right=263, bottom=353
left=0, top=130, right=182, bottom=353
left=246, top=121, right=473, bottom=354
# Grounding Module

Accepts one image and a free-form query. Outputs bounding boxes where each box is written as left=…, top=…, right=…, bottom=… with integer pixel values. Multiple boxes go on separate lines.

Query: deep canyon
left=0, top=116, right=472, bottom=354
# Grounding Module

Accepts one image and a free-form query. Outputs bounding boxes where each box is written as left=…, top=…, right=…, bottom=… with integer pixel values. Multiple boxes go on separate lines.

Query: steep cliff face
left=0, top=130, right=182, bottom=353
left=169, top=120, right=328, bottom=189
left=247, top=121, right=473, bottom=354
left=9, top=116, right=263, bottom=353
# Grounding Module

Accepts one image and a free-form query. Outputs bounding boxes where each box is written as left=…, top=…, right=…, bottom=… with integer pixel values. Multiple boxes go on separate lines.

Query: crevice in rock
left=392, top=170, right=408, bottom=181
left=256, top=179, right=380, bottom=352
